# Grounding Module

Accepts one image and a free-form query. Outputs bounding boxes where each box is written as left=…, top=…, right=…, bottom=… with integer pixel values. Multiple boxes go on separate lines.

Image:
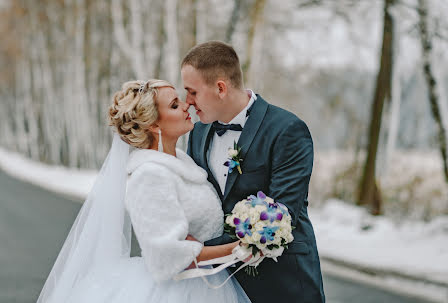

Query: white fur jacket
left=125, top=148, right=224, bottom=281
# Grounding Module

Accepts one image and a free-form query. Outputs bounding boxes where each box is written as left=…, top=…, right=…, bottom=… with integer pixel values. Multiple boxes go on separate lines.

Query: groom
left=183, top=41, right=325, bottom=303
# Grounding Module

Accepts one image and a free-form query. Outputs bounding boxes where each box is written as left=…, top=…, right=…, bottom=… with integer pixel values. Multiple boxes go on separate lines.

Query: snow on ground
left=311, top=149, right=448, bottom=220
left=1, top=146, right=447, bottom=294
left=309, top=199, right=448, bottom=285
left=0, top=147, right=96, bottom=200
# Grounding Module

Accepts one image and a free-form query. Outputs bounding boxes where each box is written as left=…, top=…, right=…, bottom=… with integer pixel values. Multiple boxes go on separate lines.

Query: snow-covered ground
left=1, top=146, right=447, bottom=301
left=310, top=199, right=448, bottom=284
left=0, top=147, right=96, bottom=200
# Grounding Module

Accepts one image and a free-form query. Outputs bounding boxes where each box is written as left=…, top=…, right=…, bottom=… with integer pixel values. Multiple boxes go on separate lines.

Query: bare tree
left=243, top=0, right=267, bottom=87
left=358, top=0, right=396, bottom=215
left=417, top=0, right=448, bottom=182
left=225, top=0, right=242, bottom=43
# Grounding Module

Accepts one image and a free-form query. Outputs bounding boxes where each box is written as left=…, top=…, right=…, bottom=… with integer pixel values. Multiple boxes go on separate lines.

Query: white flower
left=248, top=208, right=261, bottom=223
left=233, top=201, right=248, bottom=214
left=254, top=205, right=265, bottom=212
left=228, top=148, right=238, bottom=157
left=254, top=221, right=266, bottom=231
left=225, top=215, right=234, bottom=225
left=273, top=234, right=282, bottom=245
left=251, top=232, right=262, bottom=242
left=265, top=197, right=274, bottom=204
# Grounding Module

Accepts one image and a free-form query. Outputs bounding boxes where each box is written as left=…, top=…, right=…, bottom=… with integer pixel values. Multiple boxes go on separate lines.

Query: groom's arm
left=204, top=233, right=234, bottom=246
left=269, top=118, right=313, bottom=226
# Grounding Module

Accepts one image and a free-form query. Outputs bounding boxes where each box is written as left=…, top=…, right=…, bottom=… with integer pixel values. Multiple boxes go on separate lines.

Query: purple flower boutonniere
left=224, top=141, right=243, bottom=174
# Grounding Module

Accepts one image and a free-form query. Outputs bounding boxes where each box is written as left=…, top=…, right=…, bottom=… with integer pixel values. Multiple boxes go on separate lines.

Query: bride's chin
left=180, top=123, right=194, bottom=136
left=186, top=121, right=194, bottom=130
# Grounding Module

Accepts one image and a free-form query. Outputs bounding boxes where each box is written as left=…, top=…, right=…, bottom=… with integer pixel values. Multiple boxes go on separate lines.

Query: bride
left=37, top=79, right=251, bottom=302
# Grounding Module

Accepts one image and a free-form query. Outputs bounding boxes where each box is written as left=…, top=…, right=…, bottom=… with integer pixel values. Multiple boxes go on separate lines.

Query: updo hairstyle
left=108, top=79, right=174, bottom=148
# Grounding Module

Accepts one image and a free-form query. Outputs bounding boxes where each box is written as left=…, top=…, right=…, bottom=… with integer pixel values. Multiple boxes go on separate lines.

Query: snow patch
left=0, top=147, right=96, bottom=200
left=311, top=199, right=448, bottom=285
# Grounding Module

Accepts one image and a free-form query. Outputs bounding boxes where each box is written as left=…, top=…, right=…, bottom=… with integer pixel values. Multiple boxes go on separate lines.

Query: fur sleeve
left=126, top=163, right=203, bottom=281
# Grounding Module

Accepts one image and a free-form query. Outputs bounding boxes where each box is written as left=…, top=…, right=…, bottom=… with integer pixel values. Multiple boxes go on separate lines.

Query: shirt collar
left=219, top=89, right=257, bottom=128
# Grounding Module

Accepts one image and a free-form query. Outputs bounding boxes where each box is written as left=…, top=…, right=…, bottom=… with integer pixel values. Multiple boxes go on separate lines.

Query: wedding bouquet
left=174, top=191, right=294, bottom=284
left=224, top=191, right=294, bottom=275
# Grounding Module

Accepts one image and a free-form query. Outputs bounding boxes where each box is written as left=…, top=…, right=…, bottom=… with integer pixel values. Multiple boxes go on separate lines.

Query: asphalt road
left=0, top=170, right=430, bottom=303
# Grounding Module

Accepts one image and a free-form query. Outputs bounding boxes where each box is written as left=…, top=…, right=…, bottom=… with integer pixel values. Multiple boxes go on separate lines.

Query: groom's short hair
left=181, top=41, right=243, bottom=89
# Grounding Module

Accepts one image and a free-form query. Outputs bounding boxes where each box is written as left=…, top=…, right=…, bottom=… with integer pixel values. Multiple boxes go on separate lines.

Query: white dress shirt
left=208, top=90, right=257, bottom=194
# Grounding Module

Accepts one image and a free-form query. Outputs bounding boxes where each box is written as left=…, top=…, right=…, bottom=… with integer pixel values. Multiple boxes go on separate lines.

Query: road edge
left=321, top=257, right=448, bottom=303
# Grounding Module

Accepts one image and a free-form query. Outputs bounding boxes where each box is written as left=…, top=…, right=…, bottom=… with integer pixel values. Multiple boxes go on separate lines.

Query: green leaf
left=267, top=244, right=280, bottom=250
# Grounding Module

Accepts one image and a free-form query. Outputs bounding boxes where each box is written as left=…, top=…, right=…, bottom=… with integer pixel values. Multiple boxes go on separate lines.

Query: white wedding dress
left=62, top=148, right=251, bottom=303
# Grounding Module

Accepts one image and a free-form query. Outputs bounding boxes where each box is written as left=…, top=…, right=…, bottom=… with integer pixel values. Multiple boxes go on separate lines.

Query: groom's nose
left=185, top=94, right=195, bottom=106
left=181, top=101, right=190, bottom=111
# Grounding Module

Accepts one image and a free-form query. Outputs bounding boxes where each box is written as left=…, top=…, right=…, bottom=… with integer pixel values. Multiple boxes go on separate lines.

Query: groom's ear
left=217, top=80, right=227, bottom=99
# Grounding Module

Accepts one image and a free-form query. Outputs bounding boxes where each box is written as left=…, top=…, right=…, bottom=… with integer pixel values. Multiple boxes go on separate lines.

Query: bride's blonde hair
left=108, top=79, right=174, bottom=148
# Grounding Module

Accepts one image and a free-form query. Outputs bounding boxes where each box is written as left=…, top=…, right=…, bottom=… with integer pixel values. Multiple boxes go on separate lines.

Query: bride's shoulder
left=126, top=148, right=207, bottom=185
left=127, top=150, right=174, bottom=182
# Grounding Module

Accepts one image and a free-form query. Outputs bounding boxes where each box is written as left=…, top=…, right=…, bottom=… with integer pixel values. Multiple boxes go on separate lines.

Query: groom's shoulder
left=261, top=96, right=308, bottom=130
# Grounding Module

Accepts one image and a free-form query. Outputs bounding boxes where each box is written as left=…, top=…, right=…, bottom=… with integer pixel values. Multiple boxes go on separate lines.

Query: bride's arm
left=185, top=236, right=239, bottom=269
left=127, top=164, right=205, bottom=281
left=189, top=235, right=239, bottom=261
left=197, top=241, right=240, bottom=261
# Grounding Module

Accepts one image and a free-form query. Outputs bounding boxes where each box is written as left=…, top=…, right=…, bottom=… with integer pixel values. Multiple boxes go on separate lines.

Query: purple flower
left=258, top=226, right=279, bottom=243
left=260, top=212, right=269, bottom=221
left=234, top=217, right=252, bottom=238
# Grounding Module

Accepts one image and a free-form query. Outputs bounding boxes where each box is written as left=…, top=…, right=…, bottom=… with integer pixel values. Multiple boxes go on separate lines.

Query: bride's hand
left=185, top=261, right=197, bottom=270
left=186, top=234, right=199, bottom=242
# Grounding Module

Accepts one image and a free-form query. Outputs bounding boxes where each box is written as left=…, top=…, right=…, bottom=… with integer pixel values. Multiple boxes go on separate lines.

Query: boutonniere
left=224, top=141, right=243, bottom=174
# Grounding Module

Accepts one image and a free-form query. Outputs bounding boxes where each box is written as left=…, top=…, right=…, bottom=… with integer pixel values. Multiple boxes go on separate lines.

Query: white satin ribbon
left=173, top=245, right=264, bottom=289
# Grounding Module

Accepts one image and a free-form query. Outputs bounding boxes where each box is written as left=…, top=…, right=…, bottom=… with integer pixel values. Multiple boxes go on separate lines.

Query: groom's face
left=181, top=64, right=221, bottom=124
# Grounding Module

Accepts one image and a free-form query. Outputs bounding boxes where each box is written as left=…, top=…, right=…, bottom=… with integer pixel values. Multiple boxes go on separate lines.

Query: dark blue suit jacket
left=187, top=95, right=325, bottom=302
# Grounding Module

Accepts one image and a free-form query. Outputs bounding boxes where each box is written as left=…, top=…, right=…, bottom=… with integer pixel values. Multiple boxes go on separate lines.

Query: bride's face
left=155, top=87, right=193, bottom=139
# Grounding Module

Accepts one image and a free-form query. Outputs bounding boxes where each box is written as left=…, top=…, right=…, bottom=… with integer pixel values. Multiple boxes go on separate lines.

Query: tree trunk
left=358, top=0, right=396, bottom=215
left=383, top=15, right=402, bottom=177
left=225, top=0, right=242, bottom=43
left=243, top=0, right=267, bottom=87
left=418, top=0, right=448, bottom=183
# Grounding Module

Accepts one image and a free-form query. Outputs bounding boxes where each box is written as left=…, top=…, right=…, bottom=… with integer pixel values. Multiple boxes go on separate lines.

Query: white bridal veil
left=37, top=134, right=131, bottom=302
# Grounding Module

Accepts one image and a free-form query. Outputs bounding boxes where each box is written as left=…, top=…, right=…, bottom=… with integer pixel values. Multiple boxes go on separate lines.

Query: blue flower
left=247, top=191, right=268, bottom=207
left=260, top=201, right=284, bottom=223
left=258, top=226, right=280, bottom=244
left=233, top=217, right=252, bottom=238
left=224, top=159, right=240, bottom=174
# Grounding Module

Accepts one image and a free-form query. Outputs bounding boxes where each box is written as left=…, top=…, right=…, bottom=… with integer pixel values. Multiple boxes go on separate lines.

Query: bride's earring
left=158, top=129, right=163, bottom=152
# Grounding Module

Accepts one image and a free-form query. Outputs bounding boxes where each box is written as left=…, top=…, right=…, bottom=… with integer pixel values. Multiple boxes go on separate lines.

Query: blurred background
left=0, top=0, right=448, bottom=302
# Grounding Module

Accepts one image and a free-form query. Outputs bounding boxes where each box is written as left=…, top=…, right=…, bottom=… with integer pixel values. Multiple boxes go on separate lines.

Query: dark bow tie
left=212, top=121, right=243, bottom=136
left=212, top=102, right=254, bottom=136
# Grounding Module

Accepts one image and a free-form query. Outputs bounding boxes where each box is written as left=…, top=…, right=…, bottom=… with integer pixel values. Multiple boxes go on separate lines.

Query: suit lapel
left=199, top=124, right=223, bottom=200
left=223, top=96, right=268, bottom=201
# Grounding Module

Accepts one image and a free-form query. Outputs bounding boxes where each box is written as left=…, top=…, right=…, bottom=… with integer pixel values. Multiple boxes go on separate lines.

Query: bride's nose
left=181, top=101, right=190, bottom=111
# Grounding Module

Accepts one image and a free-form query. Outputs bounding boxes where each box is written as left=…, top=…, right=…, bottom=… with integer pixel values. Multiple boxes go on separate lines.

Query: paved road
left=0, top=170, right=430, bottom=303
